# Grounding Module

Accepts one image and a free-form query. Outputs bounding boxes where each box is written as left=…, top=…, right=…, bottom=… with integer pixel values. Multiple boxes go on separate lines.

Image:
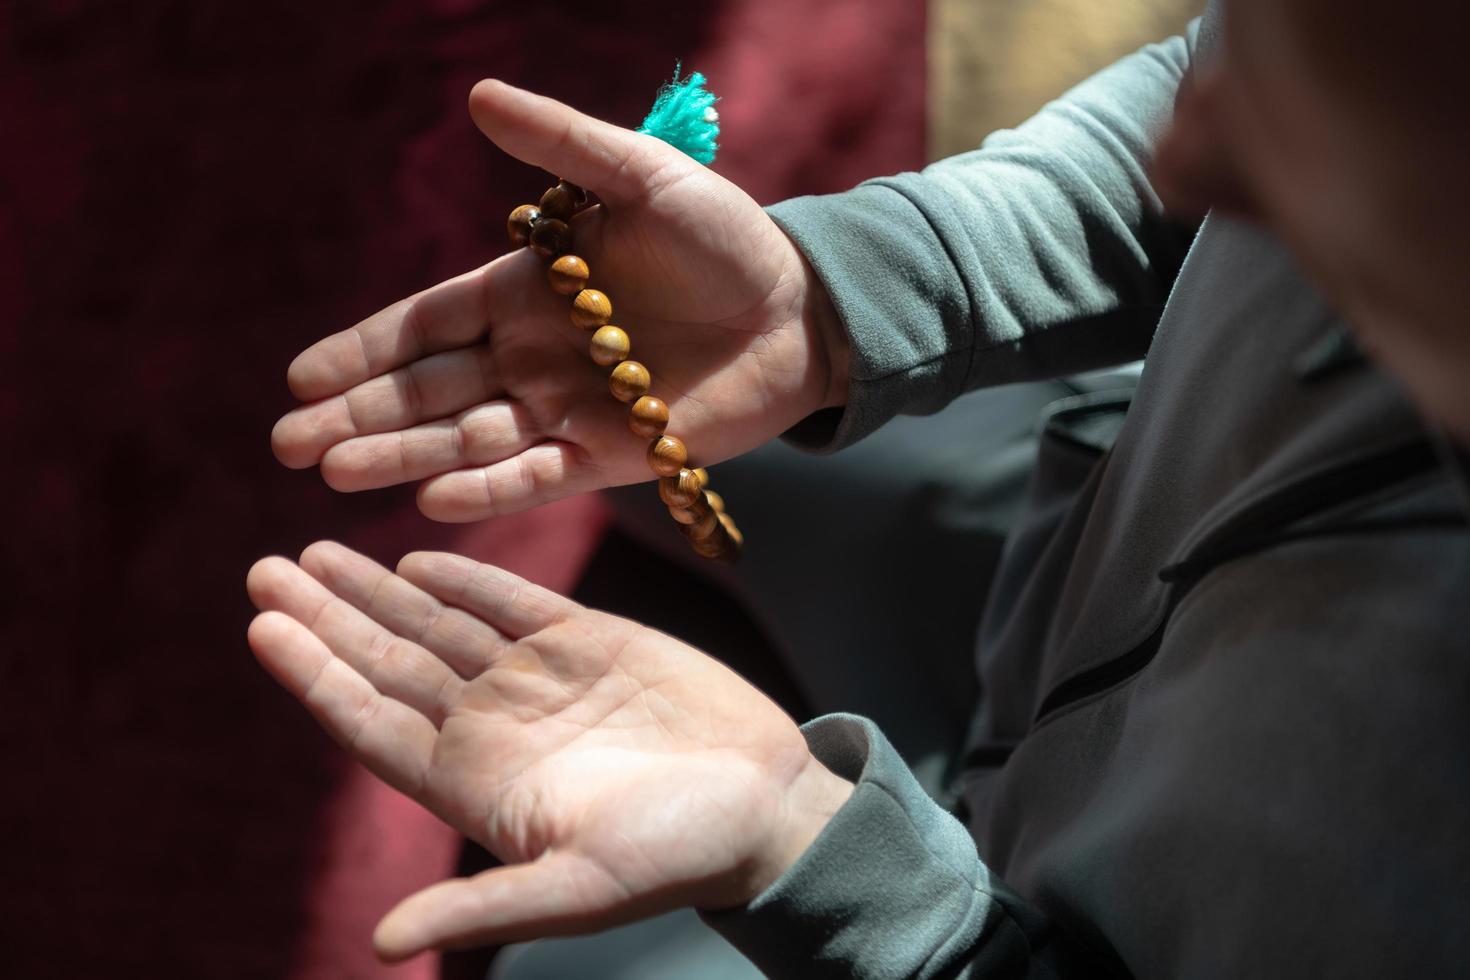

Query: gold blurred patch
left=929, top=0, right=1204, bottom=161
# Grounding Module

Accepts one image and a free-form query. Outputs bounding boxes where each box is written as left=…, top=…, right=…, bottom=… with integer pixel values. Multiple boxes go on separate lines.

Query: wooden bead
left=628, top=396, right=669, bottom=438
left=548, top=255, right=590, bottom=296
left=698, top=521, right=742, bottom=561
left=704, top=489, right=725, bottom=513
left=692, top=467, right=709, bottom=489
left=507, top=204, right=540, bottom=247
left=647, top=435, right=687, bottom=477
left=589, top=325, right=630, bottom=367
left=570, top=289, right=613, bottom=330
left=539, top=183, right=579, bottom=222
left=690, top=532, right=729, bottom=559
left=529, top=217, right=571, bottom=258
left=658, top=468, right=703, bottom=507
left=678, top=507, right=721, bottom=542
left=609, top=360, right=651, bottom=402
left=557, top=179, right=588, bottom=205
left=668, top=496, right=712, bottom=525
left=718, top=511, right=740, bottom=541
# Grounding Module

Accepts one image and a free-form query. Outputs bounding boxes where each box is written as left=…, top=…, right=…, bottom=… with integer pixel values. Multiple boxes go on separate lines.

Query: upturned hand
left=246, top=542, right=853, bottom=960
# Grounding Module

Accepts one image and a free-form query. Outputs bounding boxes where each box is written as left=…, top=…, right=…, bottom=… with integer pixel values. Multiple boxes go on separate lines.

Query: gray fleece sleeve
left=702, top=714, right=1065, bottom=978
left=772, top=24, right=1200, bottom=452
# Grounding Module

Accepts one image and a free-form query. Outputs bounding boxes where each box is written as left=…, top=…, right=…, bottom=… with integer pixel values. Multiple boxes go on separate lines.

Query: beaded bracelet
left=505, top=182, right=743, bottom=562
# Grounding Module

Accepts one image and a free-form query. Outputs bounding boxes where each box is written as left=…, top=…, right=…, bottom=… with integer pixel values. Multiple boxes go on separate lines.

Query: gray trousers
left=492, top=377, right=1114, bottom=979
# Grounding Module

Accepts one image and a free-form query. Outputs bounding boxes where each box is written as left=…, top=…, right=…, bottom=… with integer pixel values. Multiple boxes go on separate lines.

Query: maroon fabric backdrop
left=0, top=1, right=924, bottom=975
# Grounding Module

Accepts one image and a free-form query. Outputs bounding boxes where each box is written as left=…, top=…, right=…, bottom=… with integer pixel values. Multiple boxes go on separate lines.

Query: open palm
left=246, top=541, right=851, bottom=959
left=271, top=80, right=844, bottom=522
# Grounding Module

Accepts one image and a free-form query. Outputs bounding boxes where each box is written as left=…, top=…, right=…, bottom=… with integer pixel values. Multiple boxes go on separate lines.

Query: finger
left=318, top=400, right=542, bottom=493
left=287, top=259, right=520, bottom=404
left=397, top=551, right=577, bottom=640
left=299, top=540, right=511, bottom=678
left=273, top=346, right=507, bottom=471
left=415, top=441, right=605, bottom=523
left=247, top=552, right=465, bottom=726
left=468, top=79, right=691, bottom=205
left=374, top=851, right=635, bottom=961
left=247, top=610, right=436, bottom=797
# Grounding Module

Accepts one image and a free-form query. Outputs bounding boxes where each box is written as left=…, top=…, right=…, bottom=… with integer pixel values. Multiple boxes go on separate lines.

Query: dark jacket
left=706, top=5, right=1470, bottom=976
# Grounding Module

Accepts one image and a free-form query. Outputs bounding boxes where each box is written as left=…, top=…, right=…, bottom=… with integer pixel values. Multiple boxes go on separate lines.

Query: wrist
left=800, top=254, right=850, bottom=412
left=740, top=753, right=854, bottom=904
left=773, top=223, right=849, bottom=418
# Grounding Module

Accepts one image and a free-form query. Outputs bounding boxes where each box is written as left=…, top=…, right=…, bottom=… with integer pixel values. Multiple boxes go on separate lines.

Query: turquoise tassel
left=636, top=65, right=720, bottom=165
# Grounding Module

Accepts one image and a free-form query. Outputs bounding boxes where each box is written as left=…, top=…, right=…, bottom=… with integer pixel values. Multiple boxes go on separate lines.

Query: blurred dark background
left=0, top=0, right=1196, bottom=975
left=0, top=1, right=922, bottom=976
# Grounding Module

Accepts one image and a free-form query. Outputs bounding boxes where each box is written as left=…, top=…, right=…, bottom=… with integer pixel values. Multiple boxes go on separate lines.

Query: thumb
left=468, top=78, right=684, bottom=205
left=372, top=850, right=635, bottom=962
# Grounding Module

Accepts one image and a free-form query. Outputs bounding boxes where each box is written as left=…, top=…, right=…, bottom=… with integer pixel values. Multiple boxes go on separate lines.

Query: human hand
left=245, top=542, right=853, bottom=960
left=271, top=80, right=847, bottom=522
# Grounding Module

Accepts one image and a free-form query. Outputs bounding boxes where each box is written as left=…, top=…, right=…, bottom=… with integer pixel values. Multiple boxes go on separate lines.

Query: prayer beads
left=506, top=182, right=742, bottom=561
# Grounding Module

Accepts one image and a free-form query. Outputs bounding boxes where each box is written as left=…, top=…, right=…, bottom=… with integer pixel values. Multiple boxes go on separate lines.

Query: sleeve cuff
left=766, top=188, right=978, bottom=454
left=701, top=714, right=1034, bottom=978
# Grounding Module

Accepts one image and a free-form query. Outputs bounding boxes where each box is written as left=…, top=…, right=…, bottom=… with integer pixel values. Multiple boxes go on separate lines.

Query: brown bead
left=529, top=217, right=571, bottom=258
left=647, top=435, right=687, bottom=478
left=628, top=396, right=669, bottom=438
left=692, top=467, right=710, bottom=489
left=570, top=289, right=613, bottom=330
left=690, top=532, right=729, bottom=559
left=718, top=511, right=740, bottom=540
left=507, top=204, right=540, bottom=247
left=557, top=179, right=588, bottom=205
left=678, top=507, right=721, bottom=541
left=698, top=520, right=742, bottom=561
left=668, top=496, right=712, bottom=525
left=539, top=183, right=579, bottom=222
left=548, top=255, right=590, bottom=296
left=704, top=489, right=725, bottom=513
left=658, top=468, right=703, bottom=507
left=589, top=325, right=630, bottom=367
left=609, top=360, right=650, bottom=402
